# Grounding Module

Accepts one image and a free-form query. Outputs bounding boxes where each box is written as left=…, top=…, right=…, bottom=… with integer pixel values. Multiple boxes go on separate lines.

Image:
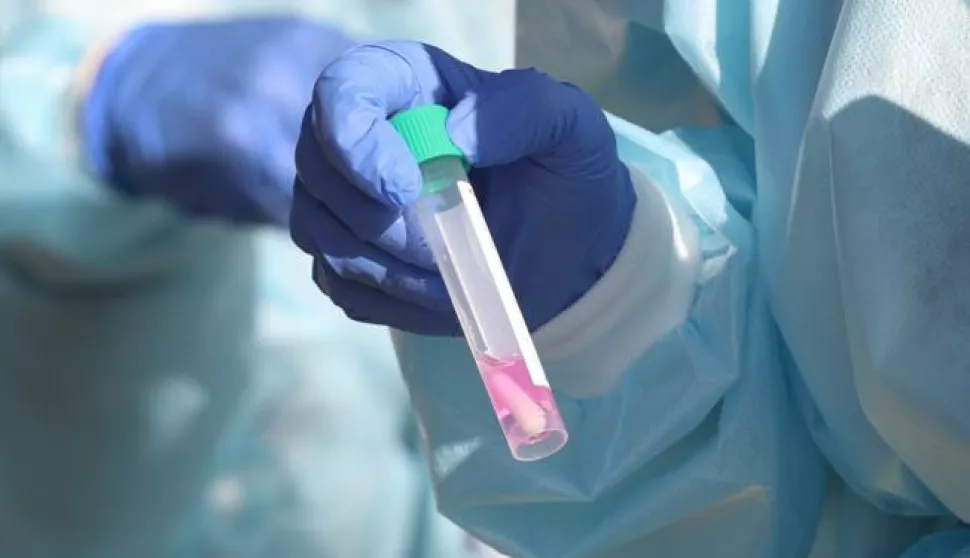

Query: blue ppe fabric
left=290, top=42, right=636, bottom=336
left=82, top=17, right=355, bottom=226
left=0, top=12, right=483, bottom=558
left=296, top=1, right=969, bottom=557
left=557, top=0, right=970, bottom=524
left=6, top=0, right=969, bottom=556
left=657, top=0, right=970, bottom=523
left=519, top=0, right=970, bottom=554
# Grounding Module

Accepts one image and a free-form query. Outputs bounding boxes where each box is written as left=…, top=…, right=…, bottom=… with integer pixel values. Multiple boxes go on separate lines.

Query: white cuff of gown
left=532, top=164, right=702, bottom=398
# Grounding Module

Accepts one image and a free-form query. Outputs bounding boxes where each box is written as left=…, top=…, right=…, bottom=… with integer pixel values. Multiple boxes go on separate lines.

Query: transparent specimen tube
left=412, top=155, right=569, bottom=462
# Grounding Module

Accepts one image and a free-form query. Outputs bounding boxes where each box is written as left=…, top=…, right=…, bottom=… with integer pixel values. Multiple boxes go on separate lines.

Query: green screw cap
left=390, top=105, right=467, bottom=166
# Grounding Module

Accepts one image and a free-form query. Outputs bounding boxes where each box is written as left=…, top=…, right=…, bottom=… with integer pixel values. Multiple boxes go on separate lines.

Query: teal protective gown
left=2, top=0, right=968, bottom=556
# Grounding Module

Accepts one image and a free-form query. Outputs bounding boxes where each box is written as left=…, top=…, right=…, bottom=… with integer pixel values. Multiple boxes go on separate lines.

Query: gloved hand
left=81, top=16, right=355, bottom=226
left=291, top=42, right=636, bottom=336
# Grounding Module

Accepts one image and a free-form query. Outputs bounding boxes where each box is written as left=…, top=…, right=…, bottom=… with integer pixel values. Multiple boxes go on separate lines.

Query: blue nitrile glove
left=82, top=16, right=355, bottom=226
left=291, top=42, right=636, bottom=335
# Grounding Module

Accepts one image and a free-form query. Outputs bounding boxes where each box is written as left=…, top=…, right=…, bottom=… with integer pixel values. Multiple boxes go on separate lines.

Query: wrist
left=74, top=25, right=161, bottom=189
left=74, top=32, right=128, bottom=185
left=73, top=31, right=127, bottom=173
left=531, top=165, right=702, bottom=398
left=74, top=35, right=120, bottom=109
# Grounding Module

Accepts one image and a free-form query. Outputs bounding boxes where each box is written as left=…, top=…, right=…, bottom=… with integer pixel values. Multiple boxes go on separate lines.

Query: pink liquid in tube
left=477, top=354, right=568, bottom=461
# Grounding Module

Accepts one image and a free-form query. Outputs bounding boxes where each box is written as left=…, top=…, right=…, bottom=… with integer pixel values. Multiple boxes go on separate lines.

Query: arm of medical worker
left=0, top=15, right=354, bottom=285
left=292, top=42, right=826, bottom=558
left=0, top=16, right=204, bottom=285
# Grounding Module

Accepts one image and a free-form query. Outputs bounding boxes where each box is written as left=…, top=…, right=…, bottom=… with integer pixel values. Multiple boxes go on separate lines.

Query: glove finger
left=291, top=184, right=450, bottom=311
left=311, top=42, right=489, bottom=208
left=313, top=259, right=459, bottom=336
left=294, top=108, right=436, bottom=270
left=446, top=68, right=619, bottom=180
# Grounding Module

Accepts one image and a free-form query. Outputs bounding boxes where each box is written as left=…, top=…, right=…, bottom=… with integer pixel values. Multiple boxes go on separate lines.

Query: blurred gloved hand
left=291, top=42, right=635, bottom=335
left=82, top=16, right=355, bottom=226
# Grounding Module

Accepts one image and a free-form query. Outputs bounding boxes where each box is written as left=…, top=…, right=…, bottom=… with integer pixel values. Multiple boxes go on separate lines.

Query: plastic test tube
left=391, top=105, right=568, bottom=462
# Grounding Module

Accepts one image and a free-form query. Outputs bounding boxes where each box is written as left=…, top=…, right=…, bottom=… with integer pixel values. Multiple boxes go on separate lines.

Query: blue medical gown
left=390, top=0, right=970, bottom=557
left=0, top=13, right=488, bottom=558
left=5, top=1, right=969, bottom=557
